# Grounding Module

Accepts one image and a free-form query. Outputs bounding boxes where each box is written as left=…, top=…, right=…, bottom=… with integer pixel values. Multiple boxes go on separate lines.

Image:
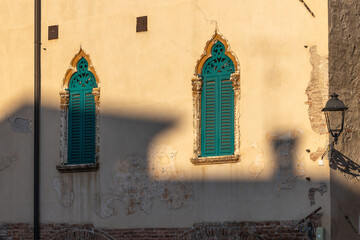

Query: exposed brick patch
left=305, top=45, right=328, bottom=135
left=0, top=217, right=322, bottom=240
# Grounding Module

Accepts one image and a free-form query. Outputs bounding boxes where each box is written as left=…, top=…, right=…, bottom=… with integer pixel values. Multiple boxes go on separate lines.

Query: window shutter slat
left=219, top=78, right=234, bottom=155
left=201, top=75, right=234, bottom=157
left=68, top=93, right=82, bottom=164
left=68, top=91, right=96, bottom=164
left=83, top=92, right=96, bottom=163
left=201, top=78, right=216, bottom=156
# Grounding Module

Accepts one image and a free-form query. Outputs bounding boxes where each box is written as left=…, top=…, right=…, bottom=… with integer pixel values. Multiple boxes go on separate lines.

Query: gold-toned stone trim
left=191, top=30, right=241, bottom=165
left=60, top=48, right=101, bottom=107
left=194, top=29, right=240, bottom=76
left=191, top=155, right=240, bottom=165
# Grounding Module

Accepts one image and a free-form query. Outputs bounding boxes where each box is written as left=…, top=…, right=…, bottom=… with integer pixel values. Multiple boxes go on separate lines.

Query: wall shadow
left=330, top=148, right=360, bottom=178
left=0, top=104, right=329, bottom=240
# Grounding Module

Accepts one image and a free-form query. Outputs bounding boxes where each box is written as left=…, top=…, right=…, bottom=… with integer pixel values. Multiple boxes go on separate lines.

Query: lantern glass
left=324, top=110, right=345, bottom=137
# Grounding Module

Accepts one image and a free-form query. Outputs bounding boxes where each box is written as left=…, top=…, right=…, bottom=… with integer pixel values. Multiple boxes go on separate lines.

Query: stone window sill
left=191, top=155, right=240, bottom=165
left=56, top=163, right=99, bottom=173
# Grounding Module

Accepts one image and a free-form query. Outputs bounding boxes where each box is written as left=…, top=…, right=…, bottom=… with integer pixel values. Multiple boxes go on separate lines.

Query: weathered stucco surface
left=0, top=0, right=331, bottom=236
left=305, top=46, right=329, bottom=135
left=329, top=0, right=360, bottom=239
left=96, top=145, right=193, bottom=217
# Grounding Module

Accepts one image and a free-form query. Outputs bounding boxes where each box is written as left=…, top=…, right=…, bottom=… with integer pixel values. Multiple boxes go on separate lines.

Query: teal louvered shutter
left=200, top=41, right=235, bottom=157
left=67, top=57, right=97, bottom=164
left=68, top=92, right=82, bottom=163
left=201, top=77, right=217, bottom=156
left=219, top=76, right=234, bottom=156
left=83, top=92, right=96, bottom=163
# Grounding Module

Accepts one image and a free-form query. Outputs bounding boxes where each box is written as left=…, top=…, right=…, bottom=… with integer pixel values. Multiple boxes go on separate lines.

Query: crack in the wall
left=95, top=145, right=193, bottom=217
left=306, top=46, right=328, bottom=135
left=193, top=2, right=217, bottom=29
left=247, top=144, right=265, bottom=178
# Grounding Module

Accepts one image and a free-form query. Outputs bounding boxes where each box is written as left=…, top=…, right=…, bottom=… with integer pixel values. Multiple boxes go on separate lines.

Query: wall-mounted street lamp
left=322, top=93, right=348, bottom=143
left=321, top=93, right=348, bottom=159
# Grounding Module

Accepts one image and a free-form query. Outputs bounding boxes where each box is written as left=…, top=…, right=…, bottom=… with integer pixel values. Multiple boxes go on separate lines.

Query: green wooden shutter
left=83, top=92, right=96, bottom=163
left=68, top=90, right=96, bottom=164
left=219, top=77, right=234, bottom=155
left=201, top=75, right=234, bottom=157
left=68, top=92, right=82, bottom=164
left=201, top=77, right=217, bottom=156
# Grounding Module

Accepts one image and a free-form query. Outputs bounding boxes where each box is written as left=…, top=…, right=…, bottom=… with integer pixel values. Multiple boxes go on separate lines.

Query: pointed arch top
left=62, top=48, right=100, bottom=89
left=194, top=30, right=240, bottom=76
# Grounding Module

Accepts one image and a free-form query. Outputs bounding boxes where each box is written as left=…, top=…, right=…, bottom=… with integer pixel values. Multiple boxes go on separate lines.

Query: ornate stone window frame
left=191, top=30, right=241, bottom=165
left=57, top=48, right=100, bottom=172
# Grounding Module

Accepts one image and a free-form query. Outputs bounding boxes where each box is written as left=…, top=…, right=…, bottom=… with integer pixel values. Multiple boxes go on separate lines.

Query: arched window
left=67, top=57, right=97, bottom=164
left=57, top=49, right=100, bottom=172
left=201, top=41, right=235, bottom=157
left=191, top=31, right=240, bottom=165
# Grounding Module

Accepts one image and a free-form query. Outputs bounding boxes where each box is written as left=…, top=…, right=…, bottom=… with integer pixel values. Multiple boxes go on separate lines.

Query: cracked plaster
left=0, top=153, right=18, bottom=171
left=95, top=144, right=193, bottom=217
left=52, top=177, right=74, bottom=207
left=8, top=117, right=32, bottom=133
left=308, top=183, right=327, bottom=206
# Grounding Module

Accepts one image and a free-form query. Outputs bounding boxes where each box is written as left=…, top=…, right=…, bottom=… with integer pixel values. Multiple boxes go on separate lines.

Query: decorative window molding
left=57, top=48, right=100, bottom=172
left=191, top=30, right=241, bottom=165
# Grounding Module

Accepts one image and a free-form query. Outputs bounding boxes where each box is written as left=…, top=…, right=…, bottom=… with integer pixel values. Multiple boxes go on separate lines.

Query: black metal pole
left=34, top=0, right=41, bottom=239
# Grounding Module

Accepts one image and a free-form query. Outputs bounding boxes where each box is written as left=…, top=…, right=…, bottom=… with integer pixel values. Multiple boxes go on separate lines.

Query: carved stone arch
left=62, top=48, right=100, bottom=89
left=60, top=48, right=100, bottom=107
left=57, top=48, right=100, bottom=171
left=194, top=30, right=240, bottom=76
left=46, top=229, right=115, bottom=240
left=191, top=30, right=241, bottom=165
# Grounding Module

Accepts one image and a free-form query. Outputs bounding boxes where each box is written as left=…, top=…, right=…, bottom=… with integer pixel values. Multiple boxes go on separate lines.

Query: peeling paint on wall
left=305, top=46, right=328, bottom=135
left=8, top=117, right=32, bottom=133
left=0, top=153, right=18, bottom=171
left=247, top=144, right=265, bottom=178
left=52, top=177, right=74, bottom=207
left=310, top=147, right=326, bottom=161
left=95, top=145, right=193, bottom=217
left=308, top=183, right=327, bottom=206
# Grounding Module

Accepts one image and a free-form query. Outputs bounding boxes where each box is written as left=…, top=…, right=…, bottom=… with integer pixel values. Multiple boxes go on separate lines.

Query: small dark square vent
left=136, top=16, right=147, bottom=32
left=48, top=25, right=58, bottom=40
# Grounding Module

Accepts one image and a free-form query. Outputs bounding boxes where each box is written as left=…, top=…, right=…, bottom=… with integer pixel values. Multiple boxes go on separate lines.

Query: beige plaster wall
left=0, top=0, right=330, bottom=236
left=0, top=0, right=34, bottom=223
